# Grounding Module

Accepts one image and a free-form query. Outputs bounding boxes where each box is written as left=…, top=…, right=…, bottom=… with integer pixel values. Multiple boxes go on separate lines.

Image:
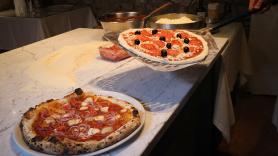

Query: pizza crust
left=118, top=28, right=209, bottom=65
left=20, top=90, right=141, bottom=155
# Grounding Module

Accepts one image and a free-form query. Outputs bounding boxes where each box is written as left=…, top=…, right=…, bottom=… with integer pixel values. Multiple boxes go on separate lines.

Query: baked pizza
left=20, top=88, right=141, bottom=155
left=118, top=28, right=208, bottom=64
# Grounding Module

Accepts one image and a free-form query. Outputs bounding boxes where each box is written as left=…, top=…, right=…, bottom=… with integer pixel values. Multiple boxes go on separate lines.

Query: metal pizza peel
left=102, top=7, right=270, bottom=71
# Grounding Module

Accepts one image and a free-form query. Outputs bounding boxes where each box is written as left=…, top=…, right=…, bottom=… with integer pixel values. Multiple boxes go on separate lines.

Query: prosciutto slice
left=99, top=44, right=130, bottom=61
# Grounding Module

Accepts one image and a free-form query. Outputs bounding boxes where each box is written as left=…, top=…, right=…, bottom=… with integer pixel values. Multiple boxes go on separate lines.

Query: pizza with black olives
left=20, top=88, right=141, bottom=155
left=118, top=28, right=208, bottom=64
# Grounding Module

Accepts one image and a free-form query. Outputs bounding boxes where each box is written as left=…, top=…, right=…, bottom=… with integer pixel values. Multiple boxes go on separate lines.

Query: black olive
left=184, top=38, right=190, bottom=44
left=135, top=31, right=141, bottom=35
left=159, top=36, right=166, bottom=41
left=134, top=39, right=140, bottom=45
left=166, top=43, right=172, bottom=49
left=183, top=46, right=189, bottom=53
left=176, top=33, right=182, bottom=38
left=132, top=110, right=139, bottom=117
left=161, top=49, right=167, bottom=57
left=74, top=88, right=83, bottom=95
left=152, top=29, right=158, bottom=35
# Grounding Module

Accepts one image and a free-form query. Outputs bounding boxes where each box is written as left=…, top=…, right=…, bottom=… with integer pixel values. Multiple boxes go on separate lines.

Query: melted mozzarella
left=120, top=108, right=127, bottom=113
left=94, top=115, right=104, bottom=121
left=79, top=106, right=88, bottom=110
left=88, top=128, right=100, bottom=135
left=101, top=127, right=113, bottom=134
left=84, top=97, right=93, bottom=104
left=59, top=98, right=68, bottom=104
left=67, top=119, right=81, bottom=126
left=85, top=116, right=94, bottom=121
left=52, top=114, right=61, bottom=119
left=100, top=106, right=109, bottom=113
left=62, top=113, right=71, bottom=118
left=81, top=97, right=94, bottom=107
left=45, top=117, right=55, bottom=124
left=115, top=114, right=121, bottom=120
left=81, top=102, right=88, bottom=107
left=172, top=44, right=180, bottom=50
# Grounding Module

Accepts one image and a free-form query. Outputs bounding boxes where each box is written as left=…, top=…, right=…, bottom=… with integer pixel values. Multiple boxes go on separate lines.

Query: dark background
left=28, top=0, right=249, bottom=20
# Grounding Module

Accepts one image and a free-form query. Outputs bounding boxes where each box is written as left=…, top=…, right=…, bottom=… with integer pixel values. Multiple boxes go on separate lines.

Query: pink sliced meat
left=99, top=44, right=130, bottom=61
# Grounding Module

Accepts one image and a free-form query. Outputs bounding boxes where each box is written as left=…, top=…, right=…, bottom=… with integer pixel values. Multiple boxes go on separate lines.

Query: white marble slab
left=0, top=28, right=228, bottom=156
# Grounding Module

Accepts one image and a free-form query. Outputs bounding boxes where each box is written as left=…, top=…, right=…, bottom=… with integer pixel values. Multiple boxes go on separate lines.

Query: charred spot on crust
left=132, top=109, right=139, bottom=117
left=30, top=145, right=43, bottom=152
left=74, top=88, right=83, bottom=95
left=31, top=136, right=44, bottom=142
left=46, top=99, right=54, bottom=103
left=19, top=121, right=23, bottom=130
left=28, top=107, right=35, bottom=111
left=63, top=148, right=69, bottom=154
left=108, top=136, right=113, bottom=140
left=77, top=150, right=83, bottom=154
left=83, top=148, right=89, bottom=151
left=97, top=144, right=102, bottom=149
left=23, top=107, right=35, bottom=119
left=48, top=136, right=59, bottom=144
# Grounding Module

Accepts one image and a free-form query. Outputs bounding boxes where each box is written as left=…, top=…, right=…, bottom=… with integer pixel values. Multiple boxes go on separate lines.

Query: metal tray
left=99, top=12, right=144, bottom=33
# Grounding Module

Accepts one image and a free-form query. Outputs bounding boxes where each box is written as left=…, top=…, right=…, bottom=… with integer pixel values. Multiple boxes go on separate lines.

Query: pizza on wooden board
left=118, top=28, right=208, bottom=65
left=20, top=88, right=141, bottom=155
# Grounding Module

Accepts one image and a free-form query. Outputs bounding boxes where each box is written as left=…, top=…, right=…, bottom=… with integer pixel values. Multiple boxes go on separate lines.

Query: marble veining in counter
left=0, top=28, right=228, bottom=156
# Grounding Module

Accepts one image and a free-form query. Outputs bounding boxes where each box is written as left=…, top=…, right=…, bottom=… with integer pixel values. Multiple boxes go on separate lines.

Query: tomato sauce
left=122, top=29, right=205, bottom=59
left=32, top=96, right=131, bottom=141
left=168, top=49, right=180, bottom=56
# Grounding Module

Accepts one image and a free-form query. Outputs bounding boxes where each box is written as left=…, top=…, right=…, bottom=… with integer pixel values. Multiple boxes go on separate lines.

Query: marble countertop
left=0, top=28, right=228, bottom=156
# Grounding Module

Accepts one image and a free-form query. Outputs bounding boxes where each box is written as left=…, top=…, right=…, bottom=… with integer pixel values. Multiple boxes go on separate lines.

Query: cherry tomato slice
left=167, top=49, right=180, bottom=56
left=141, top=30, right=152, bottom=37
left=153, top=40, right=165, bottom=48
left=135, top=35, right=151, bottom=42
left=171, top=39, right=183, bottom=47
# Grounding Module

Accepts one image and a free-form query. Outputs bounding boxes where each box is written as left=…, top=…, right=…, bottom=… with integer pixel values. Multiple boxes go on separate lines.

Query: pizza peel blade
left=102, top=31, right=218, bottom=72
left=102, top=32, right=132, bottom=55
left=103, top=32, right=120, bottom=44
